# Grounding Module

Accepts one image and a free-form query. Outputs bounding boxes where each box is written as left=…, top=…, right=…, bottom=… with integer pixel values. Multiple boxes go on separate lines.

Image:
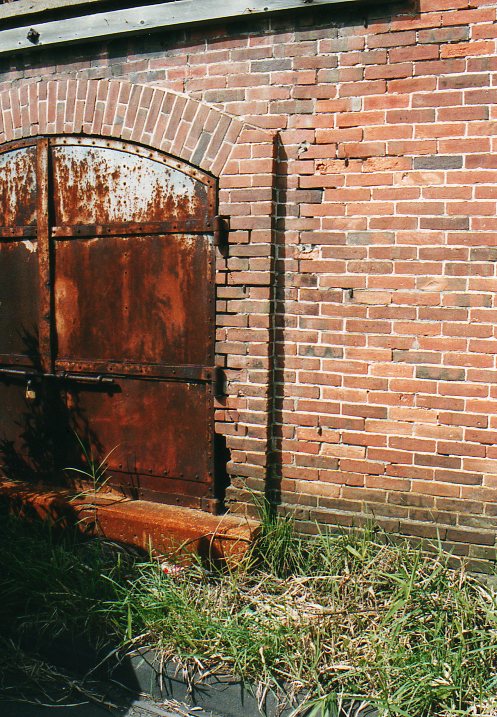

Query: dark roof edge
left=0, top=0, right=106, bottom=23
left=0, top=0, right=366, bottom=57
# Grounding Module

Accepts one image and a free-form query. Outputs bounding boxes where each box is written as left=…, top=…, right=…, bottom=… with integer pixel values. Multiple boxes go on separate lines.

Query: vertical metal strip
left=208, top=182, right=219, bottom=511
left=208, top=224, right=218, bottom=511
left=36, top=137, right=53, bottom=372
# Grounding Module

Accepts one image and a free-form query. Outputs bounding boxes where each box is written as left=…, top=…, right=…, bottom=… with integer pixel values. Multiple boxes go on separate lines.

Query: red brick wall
left=2, top=0, right=497, bottom=569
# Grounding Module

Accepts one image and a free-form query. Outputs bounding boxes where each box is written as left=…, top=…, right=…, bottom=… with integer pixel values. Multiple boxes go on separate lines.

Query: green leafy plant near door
left=1, top=502, right=497, bottom=717
left=65, top=432, right=117, bottom=500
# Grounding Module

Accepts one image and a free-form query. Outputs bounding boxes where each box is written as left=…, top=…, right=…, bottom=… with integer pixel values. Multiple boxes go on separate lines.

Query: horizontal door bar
left=0, top=226, right=37, bottom=238
left=0, top=354, right=39, bottom=367
left=0, top=366, right=113, bottom=384
left=52, top=219, right=213, bottom=238
left=0, top=367, right=48, bottom=378
left=55, top=359, right=215, bottom=382
left=0, top=363, right=219, bottom=383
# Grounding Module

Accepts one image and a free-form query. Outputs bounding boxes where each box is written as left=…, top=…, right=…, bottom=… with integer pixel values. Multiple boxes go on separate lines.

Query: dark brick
left=416, top=366, right=465, bottom=381
left=346, top=232, right=371, bottom=245
left=470, top=247, right=497, bottom=262
left=203, top=89, right=246, bottom=103
left=312, top=510, right=356, bottom=527
left=446, top=528, right=495, bottom=545
left=251, top=59, right=292, bottom=72
left=271, top=100, right=314, bottom=114
left=418, top=27, right=470, bottom=44
left=393, top=350, right=438, bottom=364
left=294, top=189, right=323, bottom=204
left=459, top=515, right=497, bottom=530
left=439, top=73, right=490, bottom=91
left=469, top=545, right=497, bottom=560
left=413, top=155, right=463, bottom=170
left=435, top=471, right=482, bottom=487
left=191, top=131, right=212, bottom=166
left=415, top=454, right=461, bottom=469
left=399, top=521, right=446, bottom=540
left=448, top=293, right=492, bottom=307
left=420, top=217, right=470, bottom=230
left=299, top=345, right=343, bottom=358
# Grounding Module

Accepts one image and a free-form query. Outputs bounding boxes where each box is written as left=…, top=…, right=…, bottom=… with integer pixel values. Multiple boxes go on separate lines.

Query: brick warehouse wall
left=2, top=0, right=497, bottom=568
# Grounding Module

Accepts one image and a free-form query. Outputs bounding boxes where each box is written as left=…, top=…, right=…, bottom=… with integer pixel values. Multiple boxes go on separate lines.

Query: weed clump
left=1, top=507, right=497, bottom=717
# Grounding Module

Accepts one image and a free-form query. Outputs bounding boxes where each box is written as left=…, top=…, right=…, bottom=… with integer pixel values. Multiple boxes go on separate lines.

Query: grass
left=1, top=504, right=497, bottom=717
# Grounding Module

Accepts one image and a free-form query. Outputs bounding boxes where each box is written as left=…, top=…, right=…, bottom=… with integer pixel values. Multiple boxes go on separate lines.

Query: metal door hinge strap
left=213, top=366, right=226, bottom=398
left=213, top=216, right=229, bottom=251
left=52, top=219, right=213, bottom=238
left=0, top=226, right=37, bottom=238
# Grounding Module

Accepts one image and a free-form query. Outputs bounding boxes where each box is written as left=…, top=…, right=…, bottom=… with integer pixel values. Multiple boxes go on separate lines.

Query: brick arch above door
left=0, top=78, right=277, bottom=514
left=0, top=79, right=258, bottom=176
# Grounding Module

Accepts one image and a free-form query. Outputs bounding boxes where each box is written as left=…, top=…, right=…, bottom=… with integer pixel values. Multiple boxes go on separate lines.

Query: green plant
left=65, top=432, right=117, bottom=500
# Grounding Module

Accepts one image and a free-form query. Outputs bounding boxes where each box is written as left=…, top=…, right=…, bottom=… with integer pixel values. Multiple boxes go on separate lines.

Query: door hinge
left=212, top=366, right=227, bottom=399
left=213, top=215, right=229, bottom=254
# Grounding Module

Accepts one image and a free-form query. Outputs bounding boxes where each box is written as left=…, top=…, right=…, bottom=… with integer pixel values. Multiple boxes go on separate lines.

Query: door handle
left=61, top=373, right=115, bottom=385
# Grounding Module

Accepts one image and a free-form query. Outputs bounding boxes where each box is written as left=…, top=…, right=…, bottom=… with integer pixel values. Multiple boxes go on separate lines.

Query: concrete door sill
left=0, top=479, right=258, bottom=563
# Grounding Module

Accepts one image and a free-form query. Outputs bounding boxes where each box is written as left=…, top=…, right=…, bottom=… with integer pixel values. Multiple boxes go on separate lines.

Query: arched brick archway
left=0, top=79, right=276, bottom=515
left=0, top=79, right=246, bottom=176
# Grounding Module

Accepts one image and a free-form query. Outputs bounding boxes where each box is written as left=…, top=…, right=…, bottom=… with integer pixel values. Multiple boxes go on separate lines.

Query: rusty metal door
left=0, top=136, right=218, bottom=510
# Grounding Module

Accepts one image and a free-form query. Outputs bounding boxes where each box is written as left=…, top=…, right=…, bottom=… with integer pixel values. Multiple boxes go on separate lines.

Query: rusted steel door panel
left=0, top=145, right=37, bottom=227
left=0, top=142, right=39, bottom=365
left=0, top=380, right=34, bottom=479
left=62, top=378, right=213, bottom=505
left=54, top=234, right=214, bottom=369
left=51, top=140, right=215, bottom=227
left=0, top=377, right=65, bottom=482
left=0, top=141, right=42, bottom=483
left=0, top=240, right=39, bottom=364
left=0, top=136, right=217, bottom=511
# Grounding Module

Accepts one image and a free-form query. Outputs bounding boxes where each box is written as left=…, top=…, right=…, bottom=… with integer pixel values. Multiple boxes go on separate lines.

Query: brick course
left=2, top=0, right=497, bottom=569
